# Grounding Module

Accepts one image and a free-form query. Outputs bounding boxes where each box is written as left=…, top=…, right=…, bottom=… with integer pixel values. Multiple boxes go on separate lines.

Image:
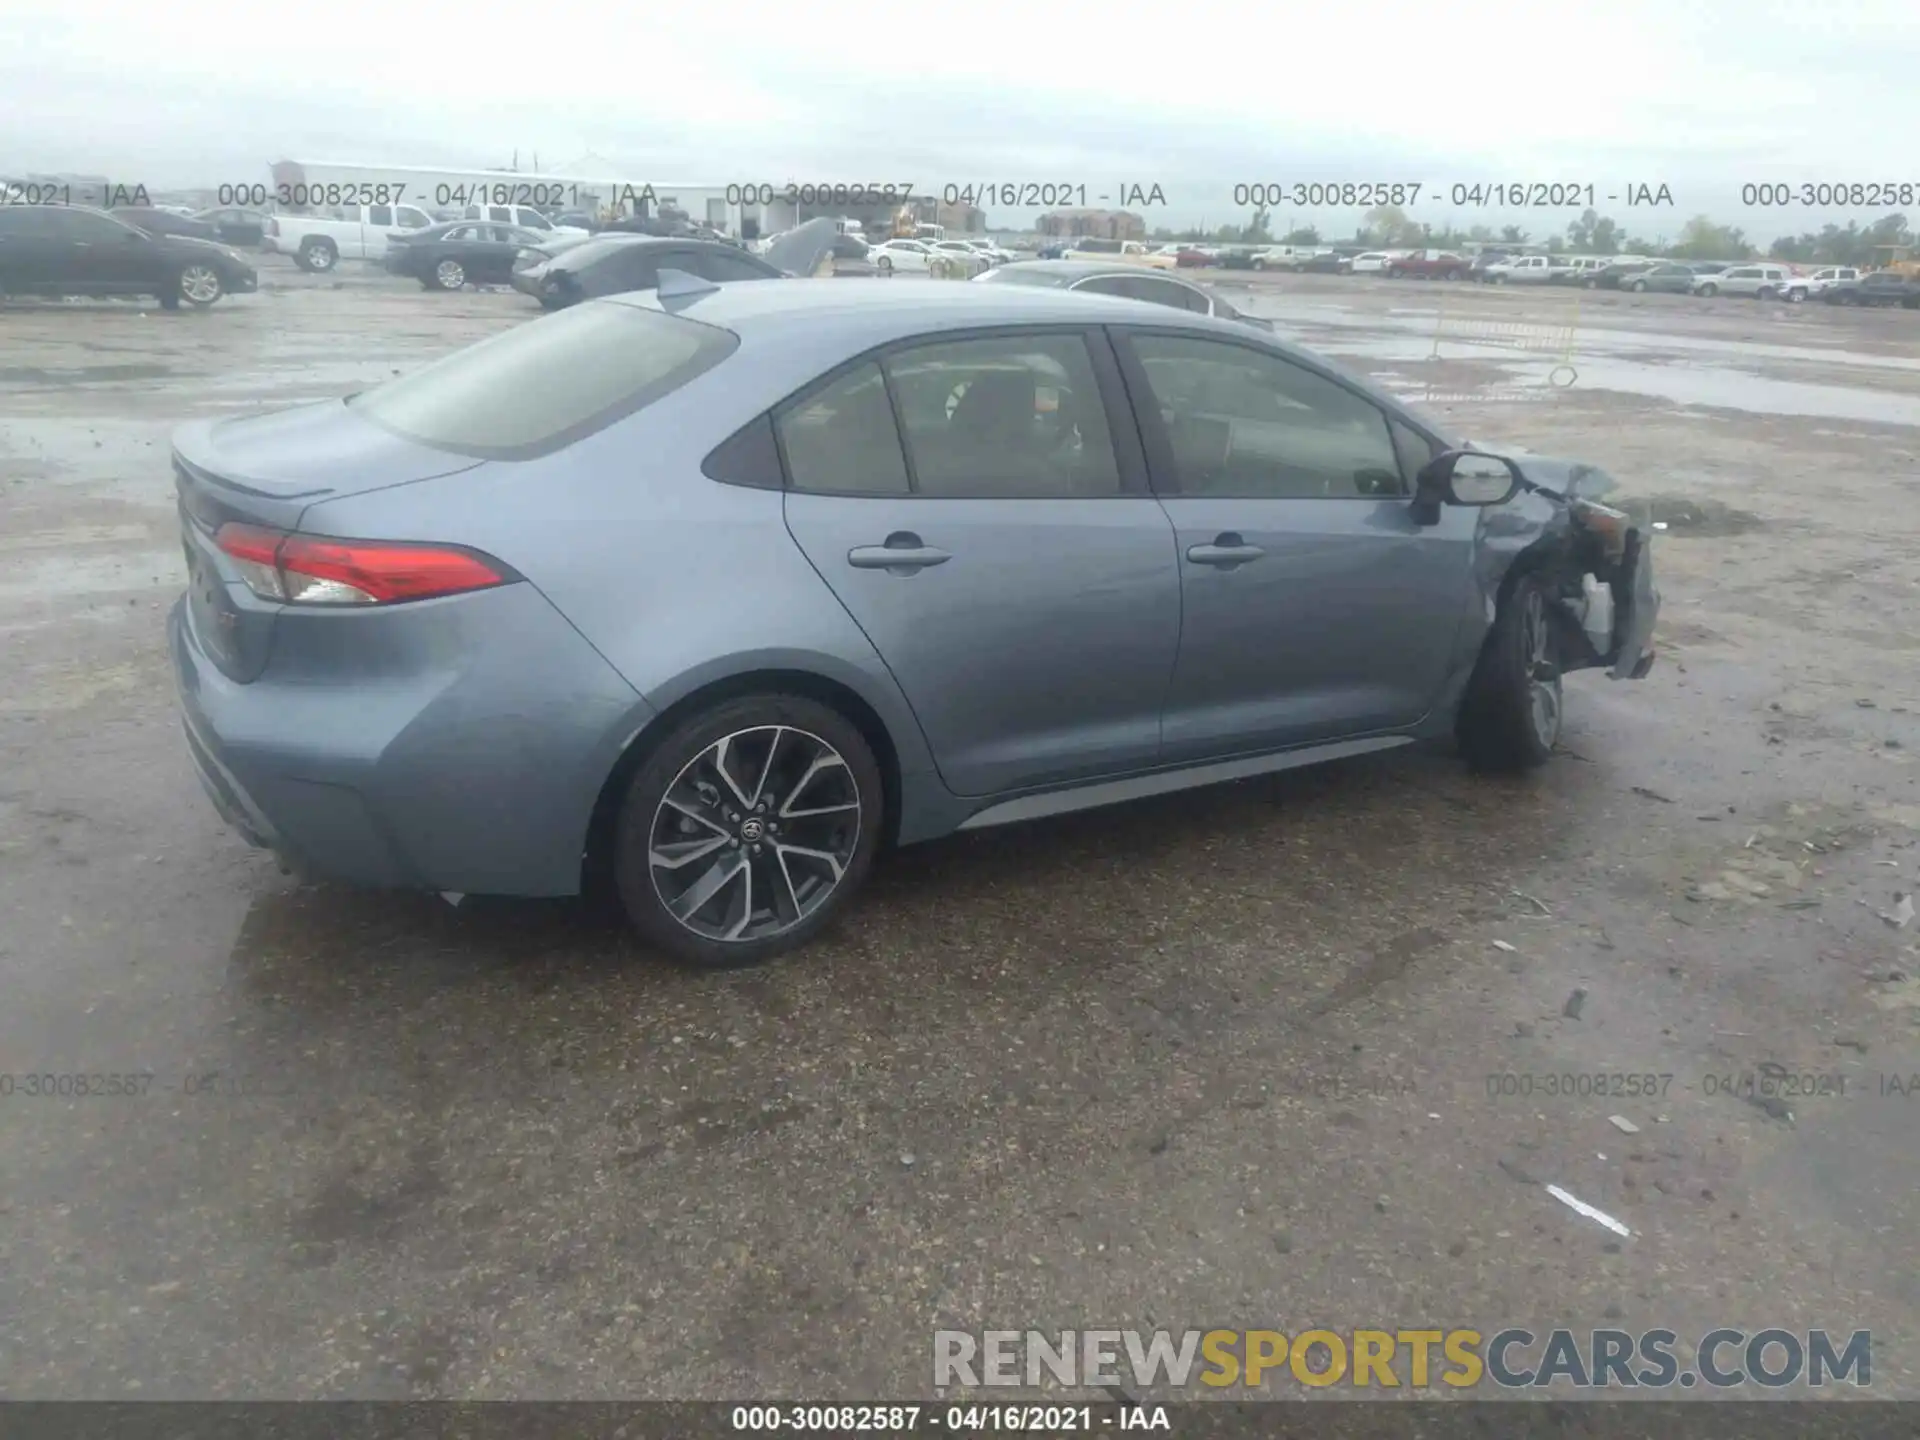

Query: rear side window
left=777, top=363, right=911, bottom=495
left=349, top=302, right=737, bottom=461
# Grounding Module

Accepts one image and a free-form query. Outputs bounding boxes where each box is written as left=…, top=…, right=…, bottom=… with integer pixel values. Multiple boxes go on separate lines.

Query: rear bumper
left=167, top=589, right=651, bottom=897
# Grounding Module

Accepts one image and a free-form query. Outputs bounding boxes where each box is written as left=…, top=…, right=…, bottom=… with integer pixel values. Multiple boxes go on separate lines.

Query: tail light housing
left=215, top=524, right=515, bottom=606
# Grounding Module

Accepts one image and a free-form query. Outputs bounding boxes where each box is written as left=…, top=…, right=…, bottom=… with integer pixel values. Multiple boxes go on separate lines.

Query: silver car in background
left=973, top=259, right=1275, bottom=330
left=170, top=279, right=1658, bottom=969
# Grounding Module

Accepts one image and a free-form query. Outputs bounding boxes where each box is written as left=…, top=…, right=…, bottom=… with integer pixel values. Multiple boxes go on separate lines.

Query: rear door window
left=348, top=303, right=737, bottom=460
left=776, top=363, right=912, bottom=495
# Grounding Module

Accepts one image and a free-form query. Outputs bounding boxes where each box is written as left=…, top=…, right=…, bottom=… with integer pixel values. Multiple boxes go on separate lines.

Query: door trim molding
left=956, top=734, right=1413, bottom=830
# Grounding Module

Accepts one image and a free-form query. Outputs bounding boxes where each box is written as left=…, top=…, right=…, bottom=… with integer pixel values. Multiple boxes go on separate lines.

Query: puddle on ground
left=1637, top=496, right=1766, bottom=537
left=1310, top=339, right=1920, bottom=427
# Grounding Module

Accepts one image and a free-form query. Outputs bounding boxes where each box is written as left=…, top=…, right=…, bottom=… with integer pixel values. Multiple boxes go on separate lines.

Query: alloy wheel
left=648, top=725, right=862, bottom=944
left=179, top=266, right=221, bottom=304
left=1520, top=587, right=1561, bottom=748
left=437, top=259, right=465, bottom=289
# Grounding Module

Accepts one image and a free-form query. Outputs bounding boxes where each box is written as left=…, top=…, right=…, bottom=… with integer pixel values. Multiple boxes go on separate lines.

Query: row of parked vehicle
left=1221, top=243, right=1920, bottom=307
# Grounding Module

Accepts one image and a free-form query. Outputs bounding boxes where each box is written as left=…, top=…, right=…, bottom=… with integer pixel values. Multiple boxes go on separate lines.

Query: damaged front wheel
left=1458, top=574, right=1563, bottom=772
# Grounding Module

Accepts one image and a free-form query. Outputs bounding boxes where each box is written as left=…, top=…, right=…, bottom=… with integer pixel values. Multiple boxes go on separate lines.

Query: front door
left=779, top=329, right=1181, bottom=797
left=61, top=207, right=165, bottom=293
left=1113, top=328, right=1479, bottom=762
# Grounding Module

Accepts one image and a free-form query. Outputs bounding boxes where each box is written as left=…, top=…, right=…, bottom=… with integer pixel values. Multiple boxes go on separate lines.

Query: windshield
left=348, top=302, right=736, bottom=460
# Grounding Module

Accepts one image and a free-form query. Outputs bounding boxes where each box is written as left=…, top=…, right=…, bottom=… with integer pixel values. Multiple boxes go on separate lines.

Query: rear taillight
left=215, top=524, right=513, bottom=606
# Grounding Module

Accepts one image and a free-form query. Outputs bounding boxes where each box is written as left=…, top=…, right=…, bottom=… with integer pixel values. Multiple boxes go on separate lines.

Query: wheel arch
left=580, top=668, right=906, bottom=896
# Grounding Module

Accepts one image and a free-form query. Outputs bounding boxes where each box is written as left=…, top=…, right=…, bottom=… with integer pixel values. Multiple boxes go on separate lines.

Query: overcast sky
left=3, top=0, right=1915, bottom=240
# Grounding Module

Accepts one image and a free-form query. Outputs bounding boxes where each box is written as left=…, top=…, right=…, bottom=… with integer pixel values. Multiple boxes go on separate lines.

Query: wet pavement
left=3, top=261, right=1918, bottom=1399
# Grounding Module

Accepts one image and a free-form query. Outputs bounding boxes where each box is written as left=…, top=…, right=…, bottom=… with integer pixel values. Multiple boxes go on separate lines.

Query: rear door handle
left=848, top=533, right=951, bottom=573
left=1186, top=534, right=1265, bottom=567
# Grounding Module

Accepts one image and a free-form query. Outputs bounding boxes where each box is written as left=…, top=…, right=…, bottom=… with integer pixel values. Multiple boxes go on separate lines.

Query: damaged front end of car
left=1421, top=449, right=1661, bottom=681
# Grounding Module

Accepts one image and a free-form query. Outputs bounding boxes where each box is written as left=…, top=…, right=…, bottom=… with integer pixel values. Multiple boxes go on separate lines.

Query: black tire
left=177, top=264, right=223, bottom=307
left=1457, top=573, right=1562, bottom=774
left=157, top=292, right=181, bottom=311
left=1630, top=279, right=1648, bottom=292
left=297, top=239, right=338, bottom=273
left=433, top=257, right=465, bottom=291
left=613, top=693, right=884, bottom=968
left=1697, top=282, right=1718, bottom=297
left=1446, top=269, right=1464, bottom=281
left=876, top=255, right=893, bottom=273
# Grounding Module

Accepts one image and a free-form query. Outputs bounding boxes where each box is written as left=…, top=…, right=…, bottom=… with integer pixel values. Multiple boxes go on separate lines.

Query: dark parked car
left=110, top=206, right=217, bottom=241
left=1387, top=250, right=1471, bottom=280
left=167, top=280, right=1658, bottom=968
left=194, top=207, right=271, bottom=247
left=1621, top=262, right=1699, bottom=294
left=385, top=221, right=549, bottom=290
left=1822, top=271, right=1920, bottom=307
left=551, top=210, right=601, bottom=231
left=513, top=235, right=784, bottom=308
left=973, top=259, right=1273, bottom=330
left=1297, top=250, right=1352, bottom=275
left=0, top=203, right=257, bottom=307
left=1584, top=260, right=1656, bottom=290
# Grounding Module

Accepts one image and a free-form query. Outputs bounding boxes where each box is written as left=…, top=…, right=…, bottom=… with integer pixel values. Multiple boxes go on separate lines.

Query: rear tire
left=433, top=258, right=466, bottom=291
left=613, top=694, right=884, bottom=969
left=1630, top=279, right=1648, bottom=292
left=1697, top=282, right=1718, bottom=297
left=1457, top=573, right=1562, bottom=774
left=298, top=239, right=338, bottom=273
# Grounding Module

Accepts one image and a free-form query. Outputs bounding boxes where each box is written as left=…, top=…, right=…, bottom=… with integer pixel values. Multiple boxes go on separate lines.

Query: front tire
left=433, top=258, right=466, bottom=291
left=177, top=264, right=223, bottom=307
left=1630, top=279, right=1648, bottom=292
left=1697, top=282, right=1718, bottom=297
left=877, top=255, right=893, bottom=273
left=614, top=694, right=884, bottom=968
left=1457, top=573, right=1562, bottom=774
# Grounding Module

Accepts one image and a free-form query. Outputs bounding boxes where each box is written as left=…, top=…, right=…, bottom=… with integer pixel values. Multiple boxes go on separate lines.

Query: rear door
left=1113, top=327, right=1477, bottom=760
left=779, top=327, right=1181, bottom=796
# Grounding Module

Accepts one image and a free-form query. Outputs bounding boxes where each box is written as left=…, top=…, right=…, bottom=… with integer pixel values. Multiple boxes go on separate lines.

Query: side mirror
left=1411, top=450, right=1521, bottom=524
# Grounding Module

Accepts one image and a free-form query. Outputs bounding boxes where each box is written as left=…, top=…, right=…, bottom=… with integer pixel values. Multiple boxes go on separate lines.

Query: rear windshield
left=349, top=301, right=736, bottom=461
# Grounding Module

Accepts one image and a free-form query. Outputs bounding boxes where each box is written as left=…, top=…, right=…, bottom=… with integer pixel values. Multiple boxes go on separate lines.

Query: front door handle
left=1186, top=533, right=1265, bottom=568
left=848, top=533, right=951, bottom=574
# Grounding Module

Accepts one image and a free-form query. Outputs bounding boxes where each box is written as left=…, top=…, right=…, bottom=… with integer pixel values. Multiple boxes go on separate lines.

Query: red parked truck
left=1386, top=249, right=1472, bottom=280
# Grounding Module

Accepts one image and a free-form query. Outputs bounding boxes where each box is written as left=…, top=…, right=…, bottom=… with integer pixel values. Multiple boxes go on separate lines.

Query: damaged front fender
left=1467, top=454, right=1660, bottom=681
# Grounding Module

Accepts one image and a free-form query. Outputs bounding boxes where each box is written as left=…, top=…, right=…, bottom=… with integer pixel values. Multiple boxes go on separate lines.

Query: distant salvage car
left=513, top=235, right=784, bottom=308
left=384, top=221, right=551, bottom=290
left=973, top=259, right=1274, bottom=329
left=0, top=203, right=257, bottom=307
left=1821, top=271, right=1920, bottom=307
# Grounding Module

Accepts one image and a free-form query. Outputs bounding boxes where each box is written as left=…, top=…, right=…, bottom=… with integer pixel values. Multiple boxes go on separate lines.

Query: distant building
left=1037, top=209, right=1145, bottom=240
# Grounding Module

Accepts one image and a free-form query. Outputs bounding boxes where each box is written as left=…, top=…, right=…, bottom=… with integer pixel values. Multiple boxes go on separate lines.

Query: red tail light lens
left=215, top=524, right=513, bottom=606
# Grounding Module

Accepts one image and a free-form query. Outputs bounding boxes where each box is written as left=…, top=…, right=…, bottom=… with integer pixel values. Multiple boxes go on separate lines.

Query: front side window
left=881, top=333, right=1122, bottom=499
left=777, top=363, right=911, bottom=495
left=369, top=205, right=394, bottom=226
left=349, top=303, right=736, bottom=460
left=1126, top=334, right=1403, bottom=500
left=519, top=211, right=552, bottom=231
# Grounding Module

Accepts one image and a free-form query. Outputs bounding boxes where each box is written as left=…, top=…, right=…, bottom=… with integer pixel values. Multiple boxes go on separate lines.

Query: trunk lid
left=173, top=402, right=484, bottom=680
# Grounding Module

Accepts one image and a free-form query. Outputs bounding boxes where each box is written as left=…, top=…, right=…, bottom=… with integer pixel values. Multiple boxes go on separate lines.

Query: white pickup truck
left=262, top=201, right=437, bottom=272
left=1481, top=254, right=1556, bottom=285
